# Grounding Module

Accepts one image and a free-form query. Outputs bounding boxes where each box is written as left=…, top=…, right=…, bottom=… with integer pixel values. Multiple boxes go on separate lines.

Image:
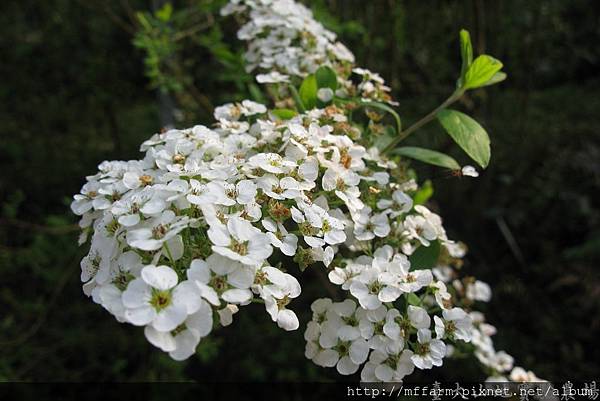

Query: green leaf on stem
left=413, top=179, right=434, bottom=205
left=459, top=29, right=473, bottom=84
left=479, top=71, right=507, bottom=87
left=437, top=109, right=491, bottom=168
left=394, top=146, right=461, bottom=170
left=155, top=2, right=173, bottom=22
left=299, top=74, right=318, bottom=110
left=409, top=240, right=441, bottom=270
left=271, top=108, right=297, bottom=120
left=315, top=66, right=337, bottom=90
left=248, top=83, right=266, bottom=104
left=463, top=55, right=503, bottom=89
left=406, top=292, right=422, bottom=306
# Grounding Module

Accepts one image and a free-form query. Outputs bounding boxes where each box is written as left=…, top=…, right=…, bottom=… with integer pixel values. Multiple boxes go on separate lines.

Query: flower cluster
left=221, top=0, right=355, bottom=83
left=71, top=0, right=542, bottom=382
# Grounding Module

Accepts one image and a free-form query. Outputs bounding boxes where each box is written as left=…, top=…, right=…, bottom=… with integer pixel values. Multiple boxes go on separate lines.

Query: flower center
left=415, top=341, right=430, bottom=356
left=112, top=269, right=135, bottom=291
left=152, top=224, right=168, bottom=239
left=210, top=275, right=228, bottom=292
left=368, top=281, right=382, bottom=294
left=254, top=271, right=267, bottom=286
left=340, top=151, right=352, bottom=169
left=334, top=340, right=351, bottom=356
left=150, top=289, right=172, bottom=311
left=172, top=154, right=186, bottom=164
left=276, top=295, right=290, bottom=310
left=230, top=238, right=249, bottom=255
left=139, top=175, right=153, bottom=186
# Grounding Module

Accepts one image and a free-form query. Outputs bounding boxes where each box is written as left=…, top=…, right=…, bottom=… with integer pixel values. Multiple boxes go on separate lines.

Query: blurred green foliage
left=1, top=0, right=598, bottom=382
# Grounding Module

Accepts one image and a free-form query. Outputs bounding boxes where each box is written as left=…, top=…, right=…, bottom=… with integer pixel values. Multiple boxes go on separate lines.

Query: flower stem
left=381, top=89, right=465, bottom=155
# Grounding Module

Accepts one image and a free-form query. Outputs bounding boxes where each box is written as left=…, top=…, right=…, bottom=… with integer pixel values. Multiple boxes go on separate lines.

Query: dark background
left=1, top=0, right=598, bottom=382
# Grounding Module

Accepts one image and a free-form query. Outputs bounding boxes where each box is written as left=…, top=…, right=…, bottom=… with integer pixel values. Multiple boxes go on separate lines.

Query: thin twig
left=382, top=89, right=464, bottom=154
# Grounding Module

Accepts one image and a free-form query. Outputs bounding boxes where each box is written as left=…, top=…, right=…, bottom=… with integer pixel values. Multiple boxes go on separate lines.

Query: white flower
left=144, top=299, right=213, bottom=360
left=509, top=366, right=542, bottom=382
left=317, top=87, right=334, bottom=102
left=377, top=190, right=413, bottom=218
left=188, top=254, right=254, bottom=305
left=207, top=217, right=272, bottom=266
left=321, top=166, right=363, bottom=213
left=408, top=305, right=431, bottom=329
left=401, top=214, right=438, bottom=247
left=411, top=328, right=446, bottom=369
left=257, top=175, right=301, bottom=200
left=354, top=207, right=390, bottom=241
left=262, top=218, right=298, bottom=256
left=349, top=267, right=384, bottom=310
left=434, top=308, right=473, bottom=342
left=248, top=153, right=295, bottom=174
left=217, top=304, right=239, bottom=326
left=430, top=280, right=452, bottom=309
left=122, top=265, right=202, bottom=332
left=328, top=256, right=369, bottom=290
left=126, top=210, right=188, bottom=251
left=312, top=300, right=370, bottom=375
left=258, top=267, right=301, bottom=331
left=461, top=165, right=479, bottom=177
left=466, top=280, right=492, bottom=302
left=256, top=71, right=290, bottom=83
left=361, top=349, right=414, bottom=382
left=208, top=180, right=257, bottom=206
left=186, top=179, right=216, bottom=205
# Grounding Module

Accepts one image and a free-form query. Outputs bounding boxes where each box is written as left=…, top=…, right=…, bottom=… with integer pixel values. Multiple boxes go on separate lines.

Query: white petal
left=314, top=349, right=339, bottom=367
left=144, top=325, right=176, bottom=352
left=141, top=265, right=178, bottom=291
left=186, top=300, right=213, bottom=337
left=169, top=330, right=201, bottom=361
left=378, top=286, right=401, bottom=303
left=222, top=288, right=252, bottom=304
left=336, top=355, right=359, bottom=375
left=277, top=309, right=299, bottom=331
left=152, top=304, right=187, bottom=332
left=375, top=363, right=394, bottom=381
left=122, top=279, right=150, bottom=308
left=172, top=281, right=202, bottom=314
left=125, top=306, right=156, bottom=326
left=349, top=338, right=370, bottom=364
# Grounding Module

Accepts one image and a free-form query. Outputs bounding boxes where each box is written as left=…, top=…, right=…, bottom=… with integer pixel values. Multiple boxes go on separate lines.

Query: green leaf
left=155, top=3, right=173, bottom=22
left=315, top=66, right=337, bottom=90
left=413, top=180, right=434, bottom=205
left=248, top=83, right=266, bottom=104
left=409, top=240, right=441, bottom=270
left=299, top=74, right=318, bottom=110
left=479, top=71, right=507, bottom=87
left=463, top=55, right=503, bottom=89
left=437, top=109, right=491, bottom=168
left=459, top=29, right=473, bottom=83
left=394, top=146, right=461, bottom=170
left=271, top=108, right=297, bottom=120
left=406, top=293, right=422, bottom=306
